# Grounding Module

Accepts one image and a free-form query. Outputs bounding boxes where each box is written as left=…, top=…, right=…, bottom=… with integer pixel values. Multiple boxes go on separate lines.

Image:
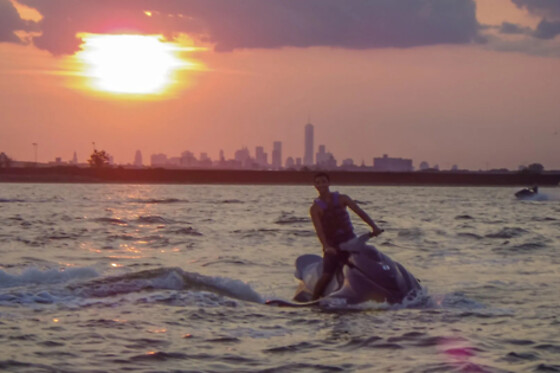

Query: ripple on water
left=534, top=364, right=560, bottom=372
left=93, top=217, right=129, bottom=226
left=485, top=227, right=528, bottom=239
left=135, top=216, right=173, bottom=224
left=492, top=241, right=548, bottom=254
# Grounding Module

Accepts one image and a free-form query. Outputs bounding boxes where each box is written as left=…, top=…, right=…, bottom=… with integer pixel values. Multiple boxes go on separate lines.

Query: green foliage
left=0, top=152, right=11, bottom=168
left=527, top=163, right=544, bottom=173
left=88, top=149, right=111, bottom=168
left=520, top=163, right=544, bottom=174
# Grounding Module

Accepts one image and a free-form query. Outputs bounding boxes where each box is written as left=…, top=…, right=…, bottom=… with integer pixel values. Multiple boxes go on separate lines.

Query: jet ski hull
left=291, top=234, right=421, bottom=305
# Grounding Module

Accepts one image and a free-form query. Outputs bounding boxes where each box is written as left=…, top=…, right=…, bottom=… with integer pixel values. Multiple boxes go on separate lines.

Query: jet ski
left=515, top=185, right=538, bottom=199
left=267, top=233, right=421, bottom=307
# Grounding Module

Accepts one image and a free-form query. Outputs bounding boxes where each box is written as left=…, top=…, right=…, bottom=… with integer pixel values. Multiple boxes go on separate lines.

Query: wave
left=0, top=267, right=99, bottom=289
left=0, top=198, right=26, bottom=203
left=164, top=227, right=203, bottom=236
left=485, top=227, right=528, bottom=239
left=93, top=217, right=129, bottom=225
left=219, top=199, right=244, bottom=204
left=127, top=198, right=187, bottom=204
left=0, top=266, right=263, bottom=307
left=135, top=216, right=173, bottom=224
left=274, top=216, right=309, bottom=225
left=75, top=267, right=263, bottom=303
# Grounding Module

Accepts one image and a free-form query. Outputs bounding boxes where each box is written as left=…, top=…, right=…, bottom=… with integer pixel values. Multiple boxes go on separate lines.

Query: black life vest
left=314, top=192, right=355, bottom=246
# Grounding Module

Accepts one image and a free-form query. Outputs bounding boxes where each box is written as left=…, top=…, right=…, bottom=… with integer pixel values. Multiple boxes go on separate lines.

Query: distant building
left=134, top=150, right=143, bottom=167
left=272, top=141, right=282, bottom=169
left=304, top=123, right=314, bottom=166
left=199, top=152, right=212, bottom=168
left=71, top=151, right=78, bottom=165
left=285, top=156, right=295, bottom=169
left=255, top=146, right=268, bottom=168
left=151, top=153, right=168, bottom=167
left=180, top=151, right=197, bottom=167
left=419, top=161, right=430, bottom=171
left=373, top=154, right=413, bottom=172
left=234, top=147, right=251, bottom=168
left=316, top=145, right=337, bottom=169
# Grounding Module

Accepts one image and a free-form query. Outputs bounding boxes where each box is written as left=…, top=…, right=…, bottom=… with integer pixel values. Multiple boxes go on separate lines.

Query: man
left=310, top=172, right=383, bottom=300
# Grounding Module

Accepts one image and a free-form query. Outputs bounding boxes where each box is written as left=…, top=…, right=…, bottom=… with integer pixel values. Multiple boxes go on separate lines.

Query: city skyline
left=3, top=119, right=552, bottom=172
left=1, top=1, right=560, bottom=170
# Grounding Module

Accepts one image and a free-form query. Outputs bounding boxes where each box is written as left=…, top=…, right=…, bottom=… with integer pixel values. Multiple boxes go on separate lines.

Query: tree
left=527, top=163, right=544, bottom=174
left=88, top=149, right=111, bottom=168
left=0, top=152, right=11, bottom=168
left=520, top=163, right=545, bottom=174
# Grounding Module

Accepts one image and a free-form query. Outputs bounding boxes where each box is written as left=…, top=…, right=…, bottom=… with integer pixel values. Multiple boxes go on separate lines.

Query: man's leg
left=312, top=252, right=337, bottom=300
left=312, top=271, right=334, bottom=300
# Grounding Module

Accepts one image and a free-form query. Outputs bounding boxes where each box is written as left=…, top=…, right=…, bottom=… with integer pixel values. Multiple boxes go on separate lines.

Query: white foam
left=191, top=273, right=264, bottom=303
left=0, top=267, right=99, bottom=289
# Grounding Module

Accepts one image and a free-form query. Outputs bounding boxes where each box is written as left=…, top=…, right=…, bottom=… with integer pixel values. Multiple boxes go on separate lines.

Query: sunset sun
left=76, top=34, right=194, bottom=95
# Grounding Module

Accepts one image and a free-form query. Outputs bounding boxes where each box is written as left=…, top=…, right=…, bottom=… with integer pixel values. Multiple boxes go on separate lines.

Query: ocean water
left=1, top=183, right=559, bottom=373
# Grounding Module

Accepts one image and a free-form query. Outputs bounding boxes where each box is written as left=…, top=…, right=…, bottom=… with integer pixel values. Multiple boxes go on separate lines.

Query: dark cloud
left=17, top=0, right=479, bottom=55
left=0, top=0, right=35, bottom=44
left=534, top=19, right=560, bottom=39
left=511, top=0, right=560, bottom=20
left=510, top=1, right=560, bottom=39
left=499, top=22, right=530, bottom=35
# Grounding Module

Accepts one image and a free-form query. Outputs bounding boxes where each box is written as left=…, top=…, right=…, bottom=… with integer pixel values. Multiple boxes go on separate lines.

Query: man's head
left=314, top=172, right=330, bottom=194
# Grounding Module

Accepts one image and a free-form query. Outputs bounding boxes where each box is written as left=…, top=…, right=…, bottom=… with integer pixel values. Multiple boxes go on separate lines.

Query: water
left=1, top=183, right=559, bottom=372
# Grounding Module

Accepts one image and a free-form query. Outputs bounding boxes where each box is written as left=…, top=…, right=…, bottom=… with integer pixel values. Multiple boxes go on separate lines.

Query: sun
left=75, top=33, right=195, bottom=96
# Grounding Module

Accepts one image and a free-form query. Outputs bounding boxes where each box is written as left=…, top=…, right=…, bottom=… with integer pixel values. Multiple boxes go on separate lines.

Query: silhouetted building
left=419, top=161, right=430, bottom=171
left=151, top=153, right=168, bottom=167
left=199, top=152, right=212, bottom=168
left=373, top=154, right=413, bottom=172
left=316, top=145, right=337, bottom=169
left=255, top=146, right=268, bottom=168
left=235, top=147, right=251, bottom=168
left=180, top=151, right=197, bottom=167
left=285, top=156, right=295, bottom=169
left=134, top=150, right=143, bottom=167
left=272, top=141, right=282, bottom=169
left=304, top=123, right=314, bottom=166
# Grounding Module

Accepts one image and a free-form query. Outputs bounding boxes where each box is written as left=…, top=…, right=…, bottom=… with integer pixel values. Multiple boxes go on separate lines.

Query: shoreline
left=1, top=167, right=559, bottom=186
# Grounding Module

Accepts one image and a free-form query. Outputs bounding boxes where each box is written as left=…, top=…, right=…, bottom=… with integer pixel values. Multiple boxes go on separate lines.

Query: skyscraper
left=272, top=141, right=282, bottom=169
left=134, top=150, right=143, bottom=167
left=304, top=123, right=314, bottom=166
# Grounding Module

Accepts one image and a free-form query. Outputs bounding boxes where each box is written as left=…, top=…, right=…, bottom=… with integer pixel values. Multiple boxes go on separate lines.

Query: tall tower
left=272, top=141, right=282, bottom=169
left=134, top=150, right=143, bottom=167
left=304, top=123, right=314, bottom=167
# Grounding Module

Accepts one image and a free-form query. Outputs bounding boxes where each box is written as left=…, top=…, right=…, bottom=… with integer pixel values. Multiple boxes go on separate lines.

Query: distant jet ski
left=515, top=185, right=538, bottom=199
left=267, top=233, right=421, bottom=307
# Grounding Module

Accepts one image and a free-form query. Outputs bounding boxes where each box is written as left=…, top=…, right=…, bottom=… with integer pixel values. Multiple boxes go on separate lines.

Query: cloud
left=510, top=1, right=560, bottom=39
left=499, top=22, right=531, bottom=35
left=17, top=0, right=479, bottom=55
left=0, top=0, right=35, bottom=44
left=511, top=0, right=560, bottom=20
left=534, top=19, right=560, bottom=39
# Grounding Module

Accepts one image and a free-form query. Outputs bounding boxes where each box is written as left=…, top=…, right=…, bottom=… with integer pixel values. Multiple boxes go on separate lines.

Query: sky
left=1, top=0, right=559, bottom=171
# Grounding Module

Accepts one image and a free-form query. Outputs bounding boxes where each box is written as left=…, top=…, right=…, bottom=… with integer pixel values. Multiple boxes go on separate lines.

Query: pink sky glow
left=1, top=0, right=559, bottom=170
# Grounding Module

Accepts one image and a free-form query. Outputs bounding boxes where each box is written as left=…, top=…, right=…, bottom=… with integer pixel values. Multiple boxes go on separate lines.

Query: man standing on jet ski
left=310, top=172, right=384, bottom=300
